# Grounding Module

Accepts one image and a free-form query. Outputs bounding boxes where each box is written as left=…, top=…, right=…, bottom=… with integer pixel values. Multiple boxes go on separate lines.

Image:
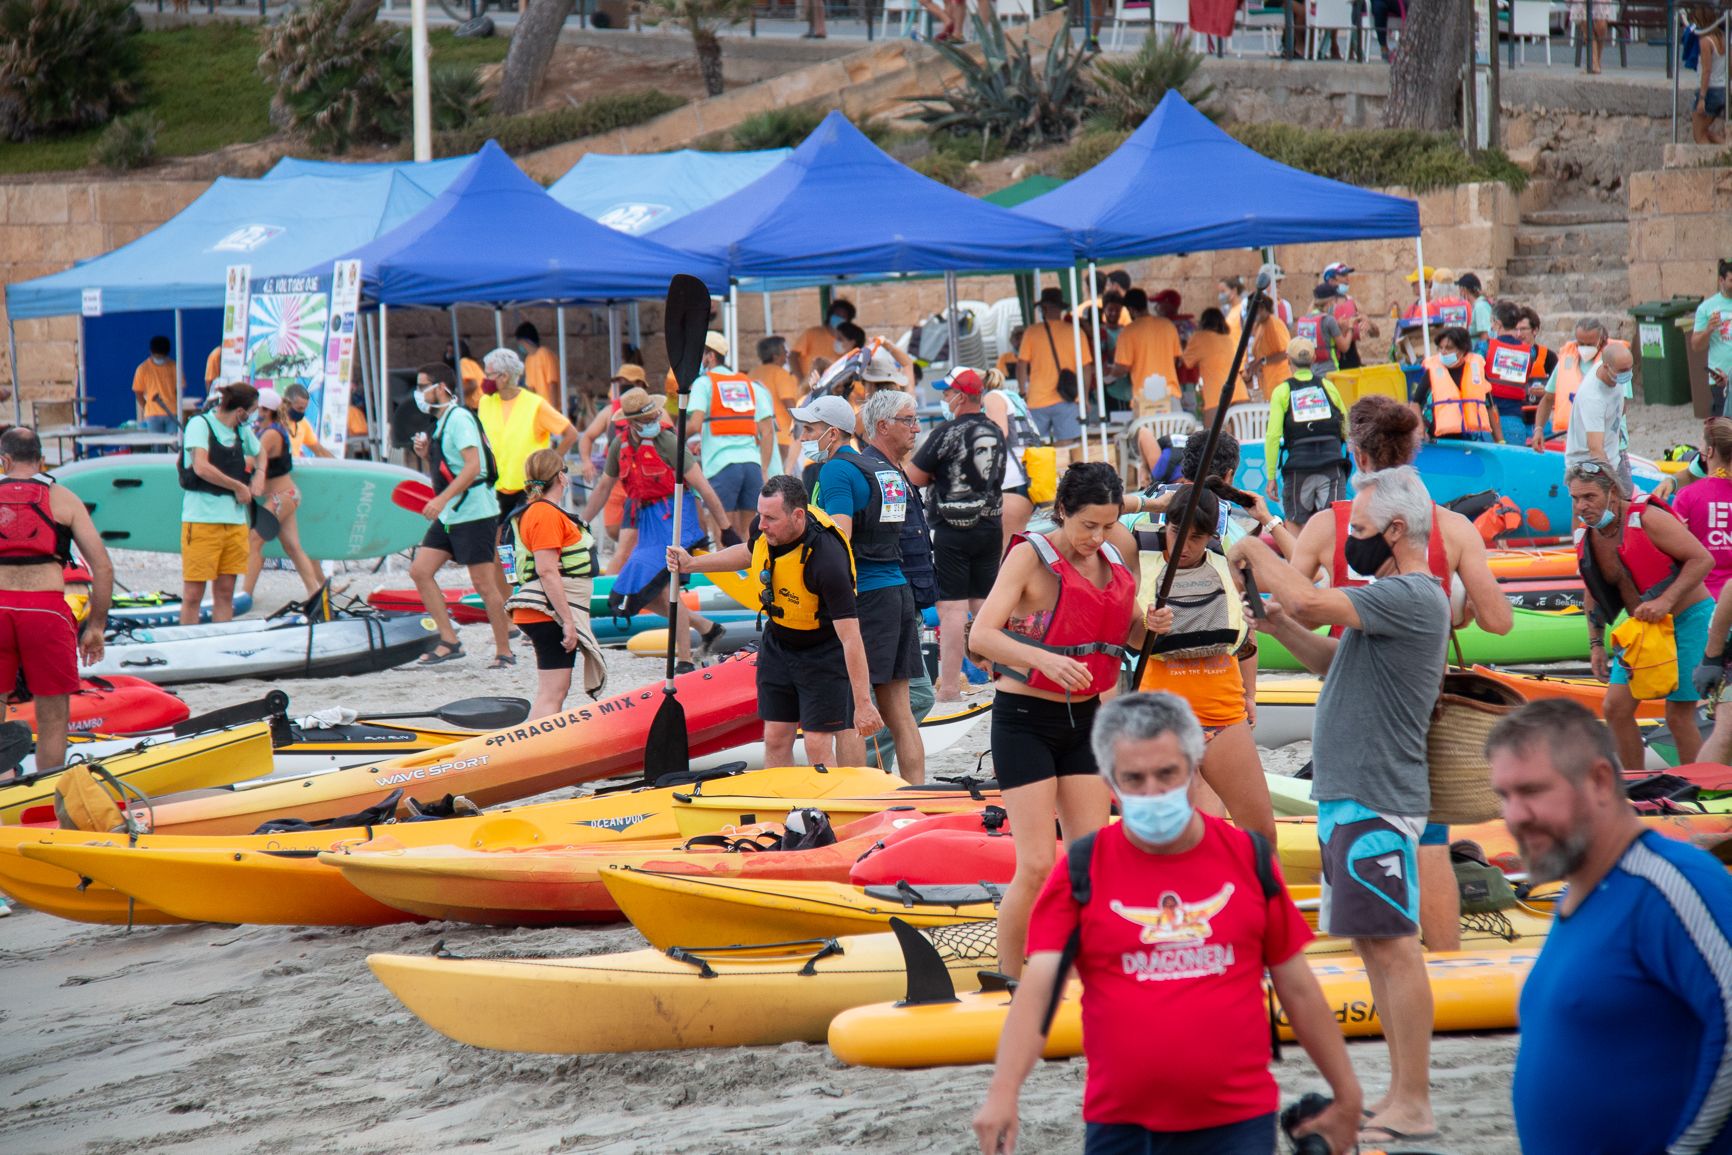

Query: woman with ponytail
left=1669, top=418, right=1732, bottom=601
left=505, top=448, right=607, bottom=718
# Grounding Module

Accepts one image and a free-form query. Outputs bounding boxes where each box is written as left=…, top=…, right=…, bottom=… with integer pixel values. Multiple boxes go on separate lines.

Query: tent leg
left=1415, top=237, right=1432, bottom=358
left=379, top=304, right=392, bottom=463
left=357, top=312, right=374, bottom=459
left=77, top=315, right=88, bottom=429
left=449, top=307, right=461, bottom=366
left=556, top=305, right=570, bottom=418
left=728, top=282, right=741, bottom=368
left=173, top=308, right=185, bottom=426
left=628, top=301, right=642, bottom=351
left=1068, top=267, right=1088, bottom=463
left=763, top=291, right=774, bottom=340
left=494, top=308, right=504, bottom=350
left=6, top=317, right=21, bottom=429
left=1087, top=260, right=1109, bottom=462
left=944, top=271, right=961, bottom=377
left=606, top=305, right=620, bottom=378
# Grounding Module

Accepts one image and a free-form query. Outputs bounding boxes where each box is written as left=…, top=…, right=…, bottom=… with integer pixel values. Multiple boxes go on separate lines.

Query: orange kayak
left=1488, top=548, right=1577, bottom=581
left=1472, top=665, right=1666, bottom=720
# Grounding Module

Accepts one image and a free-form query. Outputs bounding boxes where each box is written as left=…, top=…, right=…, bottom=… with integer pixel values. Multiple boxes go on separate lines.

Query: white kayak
left=689, top=698, right=990, bottom=774
left=87, top=615, right=439, bottom=685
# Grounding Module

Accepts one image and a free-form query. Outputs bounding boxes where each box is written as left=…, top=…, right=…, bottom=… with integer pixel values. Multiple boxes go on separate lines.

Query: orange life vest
left=1550, top=340, right=1629, bottom=433
left=702, top=372, right=761, bottom=438
left=1423, top=353, right=1494, bottom=436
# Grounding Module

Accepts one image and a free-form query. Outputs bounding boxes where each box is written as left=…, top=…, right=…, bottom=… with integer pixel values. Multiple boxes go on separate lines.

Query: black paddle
left=1129, top=271, right=1272, bottom=689
left=643, top=273, right=713, bottom=780
left=353, top=696, right=532, bottom=731
left=253, top=499, right=282, bottom=543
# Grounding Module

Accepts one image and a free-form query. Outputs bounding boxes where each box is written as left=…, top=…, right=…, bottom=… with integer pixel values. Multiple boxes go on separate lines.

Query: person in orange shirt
left=1240, top=307, right=1292, bottom=399
left=1181, top=307, right=1237, bottom=425
left=204, top=346, right=222, bottom=392
left=753, top=336, right=802, bottom=454
left=790, top=298, right=856, bottom=380
left=1113, top=288, right=1183, bottom=416
left=515, top=322, right=561, bottom=406
left=506, top=448, right=606, bottom=719
left=1016, top=288, right=1093, bottom=447
left=995, top=326, right=1024, bottom=382
left=446, top=340, right=485, bottom=408
left=133, top=336, right=178, bottom=433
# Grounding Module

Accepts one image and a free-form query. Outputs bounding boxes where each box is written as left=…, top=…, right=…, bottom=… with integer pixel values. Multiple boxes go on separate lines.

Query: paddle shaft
left=1128, top=286, right=1271, bottom=690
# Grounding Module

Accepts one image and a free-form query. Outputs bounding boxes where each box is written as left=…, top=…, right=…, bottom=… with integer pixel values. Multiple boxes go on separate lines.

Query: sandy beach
left=0, top=400, right=1707, bottom=1153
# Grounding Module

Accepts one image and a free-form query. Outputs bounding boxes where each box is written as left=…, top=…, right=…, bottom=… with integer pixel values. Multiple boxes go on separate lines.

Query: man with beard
left=1490, top=699, right=1732, bottom=1155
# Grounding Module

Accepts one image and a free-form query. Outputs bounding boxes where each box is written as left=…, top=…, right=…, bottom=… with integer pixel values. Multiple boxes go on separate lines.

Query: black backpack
left=431, top=407, right=498, bottom=490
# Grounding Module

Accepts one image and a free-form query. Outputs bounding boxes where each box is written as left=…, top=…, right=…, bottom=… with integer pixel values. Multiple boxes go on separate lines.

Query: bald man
left=1563, top=340, right=1633, bottom=492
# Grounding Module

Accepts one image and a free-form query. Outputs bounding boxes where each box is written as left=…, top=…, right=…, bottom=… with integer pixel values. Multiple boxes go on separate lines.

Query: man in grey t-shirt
left=1563, top=342, right=1632, bottom=492
left=1232, top=465, right=1449, bottom=1148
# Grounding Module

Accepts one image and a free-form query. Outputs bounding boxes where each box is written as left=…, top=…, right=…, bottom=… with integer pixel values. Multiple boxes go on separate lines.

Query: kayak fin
left=889, top=917, right=958, bottom=1008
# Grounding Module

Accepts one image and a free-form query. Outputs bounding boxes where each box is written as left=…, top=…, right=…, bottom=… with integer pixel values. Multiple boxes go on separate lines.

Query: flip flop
left=1359, top=1124, right=1441, bottom=1146
left=419, top=642, right=464, bottom=665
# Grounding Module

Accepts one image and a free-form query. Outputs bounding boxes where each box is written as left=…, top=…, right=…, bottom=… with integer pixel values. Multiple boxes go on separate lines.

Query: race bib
left=875, top=470, right=908, bottom=523
left=1290, top=385, right=1333, bottom=424
left=1489, top=345, right=1529, bottom=384
left=716, top=380, right=754, bottom=413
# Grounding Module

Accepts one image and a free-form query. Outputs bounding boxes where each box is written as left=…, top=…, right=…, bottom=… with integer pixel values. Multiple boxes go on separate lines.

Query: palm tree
left=641, top=0, right=755, bottom=97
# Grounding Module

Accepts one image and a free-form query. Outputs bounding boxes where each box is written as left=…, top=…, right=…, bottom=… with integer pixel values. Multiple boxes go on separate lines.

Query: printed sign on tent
left=220, top=265, right=251, bottom=382
left=320, top=260, right=362, bottom=456
left=246, top=273, right=330, bottom=426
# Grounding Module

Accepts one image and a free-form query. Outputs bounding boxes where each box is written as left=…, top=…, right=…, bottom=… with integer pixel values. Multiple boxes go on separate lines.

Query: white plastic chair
left=880, top=0, right=918, bottom=39
left=1225, top=402, right=1272, bottom=447
left=1154, top=0, right=1190, bottom=37
left=1121, top=412, right=1203, bottom=485
left=985, top=297, right=1026, bottom=360
left=1306, top=0, right=1355, bottom=57
left=995, top=0, right=1035, bottom=24
left=1110, top=0, right=1153, bottom=51
left=1510, top=0, right=1552, bottom=63
left=1231, top=4, right=1285, bottom=55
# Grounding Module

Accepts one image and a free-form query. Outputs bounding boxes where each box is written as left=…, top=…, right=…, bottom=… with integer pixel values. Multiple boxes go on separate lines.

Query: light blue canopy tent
left=547, top=148, right=791, bottom=235
left=4, top=170, right=442, bottom=424
left=263, top=154, right=477, bottom=197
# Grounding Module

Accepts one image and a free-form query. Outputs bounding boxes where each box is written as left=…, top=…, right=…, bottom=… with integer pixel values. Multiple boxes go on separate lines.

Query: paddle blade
left=252, top=502, right=281, bottom=543
left=664, top=274, right=712, bottom=394
left=435, top=697, right=532, bottom=730
left=642, top=690, right=690, bottom=781
left=393, top=480, right=436, bottom=515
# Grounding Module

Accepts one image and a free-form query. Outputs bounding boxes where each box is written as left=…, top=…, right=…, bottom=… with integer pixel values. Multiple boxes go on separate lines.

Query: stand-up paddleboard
left=55, top=455, right=432, bottom=559
left=86, top=615, right=438, bottom=685
left=110, top=591, right=253, bottom=629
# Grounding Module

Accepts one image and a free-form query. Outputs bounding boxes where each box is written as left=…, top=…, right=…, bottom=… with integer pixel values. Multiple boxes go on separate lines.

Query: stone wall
left=1625, top=166, right=1732, bottom=304
left=0, top=180, right=208, bottom=409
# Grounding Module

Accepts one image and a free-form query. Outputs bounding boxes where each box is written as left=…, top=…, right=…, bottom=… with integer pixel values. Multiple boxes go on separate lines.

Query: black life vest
left=837, top=448, right=909, bottom=569
left=1278, top=375, right=1346, bottom=472
left=0, top=478, right=70, bottom=566
left=428, top=407, right=498, bottom=491
left=884, top=444, right=939, bottom=611
left=177, top=413, right=249, bottom=496
left=262, top=422, right=293, bottom=479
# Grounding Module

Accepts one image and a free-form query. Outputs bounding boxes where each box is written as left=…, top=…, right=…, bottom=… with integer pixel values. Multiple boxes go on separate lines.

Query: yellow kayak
left=368, top=919, right=1002, bottom=1054
left=0, top=764, right=897, bottom=925
left=671, top=782, right=1003, bottom=838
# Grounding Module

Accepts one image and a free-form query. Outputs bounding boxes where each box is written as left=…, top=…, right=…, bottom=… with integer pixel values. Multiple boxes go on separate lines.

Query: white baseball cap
left=788, top=395, right=857, bottom=434
left=256, top=387, right=283, bottom=412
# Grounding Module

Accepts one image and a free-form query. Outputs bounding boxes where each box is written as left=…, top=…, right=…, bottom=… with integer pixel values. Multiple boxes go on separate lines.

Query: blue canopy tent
left=263, top=154, right=477, bottom=197
left=1012, top=91, right=1422, bottom=453
left=4, top=170, right=441, bottom=425
left=548, top=148, right=792, bottom=235
left=325, top=141, right=730, bottom=452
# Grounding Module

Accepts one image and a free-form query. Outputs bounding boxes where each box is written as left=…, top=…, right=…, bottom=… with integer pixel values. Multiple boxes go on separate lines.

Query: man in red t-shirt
left=973, top=692, right=1362, bottom=1155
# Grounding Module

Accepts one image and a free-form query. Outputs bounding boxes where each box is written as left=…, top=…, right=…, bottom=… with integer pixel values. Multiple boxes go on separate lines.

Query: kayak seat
left=864, top=881, right=1004, bottom=908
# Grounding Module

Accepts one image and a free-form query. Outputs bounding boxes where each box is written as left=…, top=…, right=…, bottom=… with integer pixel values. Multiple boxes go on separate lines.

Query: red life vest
left=995, top=532, right=1137, bottom=698
left=1576, top=494, right=1682, bottom=605
left=1328, top=498, right=1452, bottom=638
left=1434, top=295, right=1473, bottom=328
left=616, top=424, right=678, bottom=504
left=1484, top=336, right=1537, bottom=401
left=0, top=479, right=68, bottom=566
left=1294, top=314, right=1336, bottom=361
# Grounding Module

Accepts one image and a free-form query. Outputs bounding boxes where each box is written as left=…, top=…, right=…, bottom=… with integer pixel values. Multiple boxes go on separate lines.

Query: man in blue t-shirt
left=1692, top=258, right=1732, bottom=416
left=805, top=392, right=926, bottom=784
left=1491, top=698, right=1732, bottom=1155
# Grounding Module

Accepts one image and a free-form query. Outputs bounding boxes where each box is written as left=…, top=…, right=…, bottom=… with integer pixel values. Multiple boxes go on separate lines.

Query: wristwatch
left=1261, top=515, right=1284, bottom=532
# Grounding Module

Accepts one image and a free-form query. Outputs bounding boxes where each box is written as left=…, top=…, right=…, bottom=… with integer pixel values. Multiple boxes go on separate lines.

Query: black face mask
left=1343, top=527, right=1395, bottom=577
left=286, top=407, right=307, bottom=422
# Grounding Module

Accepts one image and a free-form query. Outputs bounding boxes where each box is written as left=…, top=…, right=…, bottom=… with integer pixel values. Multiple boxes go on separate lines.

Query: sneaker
left=698, top=621, right=727, bottom=657
left=674, top=660, right=698, bottom=676
left=0, top=898, right=12, bottom=917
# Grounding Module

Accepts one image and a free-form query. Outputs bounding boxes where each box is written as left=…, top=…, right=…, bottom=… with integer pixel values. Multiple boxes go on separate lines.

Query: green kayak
left=1256, top=607, right=1591, bottom=672
left=459, top=572, right=726, bottom=619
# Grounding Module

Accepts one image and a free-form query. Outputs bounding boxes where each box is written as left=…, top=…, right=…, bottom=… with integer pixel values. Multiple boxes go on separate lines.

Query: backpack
left=1040, top=827, right=1281, bottom=1042
left=432, top=407, right=498, bottom=490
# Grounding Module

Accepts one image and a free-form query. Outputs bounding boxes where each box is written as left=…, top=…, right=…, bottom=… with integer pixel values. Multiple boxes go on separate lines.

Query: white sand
left=16, top=398, right=1693, bottom=1155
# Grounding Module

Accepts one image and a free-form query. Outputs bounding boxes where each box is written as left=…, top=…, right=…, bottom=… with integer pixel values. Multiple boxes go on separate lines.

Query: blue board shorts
left=707, top=461, right=764, bottom=513
left=1610, top=596, right=1714, bottom=703
left=1029, top=401, right=1081, bottom=444
left=1318, top=798, right=1424, bottom=939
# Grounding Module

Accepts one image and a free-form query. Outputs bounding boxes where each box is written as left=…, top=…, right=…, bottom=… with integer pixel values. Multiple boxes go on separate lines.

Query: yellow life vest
left=1139, top=549, right=1247, bottom=660
left=749, top=506, right=855, bottom=632
left=477, top=391, right=551, bottom=493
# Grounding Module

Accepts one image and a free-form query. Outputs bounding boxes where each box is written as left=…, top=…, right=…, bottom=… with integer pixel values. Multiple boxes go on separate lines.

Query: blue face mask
left=1117, top=784, right=1194, bottom=846
left=1614, top=370, right=1634, bottom=390
left=801, top=437, right=831, bottom=464
left=828, top=313, right=845, bottom=329
left=1588, top=506, right=1616, bottom=530
left=1439, top=352, right=1461, bottom=368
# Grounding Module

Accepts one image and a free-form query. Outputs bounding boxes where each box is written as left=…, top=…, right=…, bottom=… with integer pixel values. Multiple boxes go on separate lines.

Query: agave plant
left=1090, top=34, right=1219, bottom=132
left=914, top=6, right=1095, bottom=155
left=0, top=0, right=140, bottom=142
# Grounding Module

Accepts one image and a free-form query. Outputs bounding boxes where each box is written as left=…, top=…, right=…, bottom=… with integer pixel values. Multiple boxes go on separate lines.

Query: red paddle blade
left=393, top=480, right=436, bottom=514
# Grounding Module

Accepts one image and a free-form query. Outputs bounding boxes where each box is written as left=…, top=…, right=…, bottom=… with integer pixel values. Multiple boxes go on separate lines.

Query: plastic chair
left=1225, top=402, right=1272, bottom=446
left=995, top=0, right=1035, bottom=24
left=880, top=0, right=918, bottom=39
left=1121, top=411, right=1203, bottom=484
left=985, top=297, right=1026, bottom=360
left=1111, top=0, right=1153, bottom=50
left=1306, top=0, right=1355, bottom=56
left=1510, top=0, right=1552, bottom=63
left=1232, top=4, right=1285, bottom=55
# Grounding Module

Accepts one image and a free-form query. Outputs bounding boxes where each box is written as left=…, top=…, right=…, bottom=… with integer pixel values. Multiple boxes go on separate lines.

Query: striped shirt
left=1515, top=830, right=1732, bottom=1154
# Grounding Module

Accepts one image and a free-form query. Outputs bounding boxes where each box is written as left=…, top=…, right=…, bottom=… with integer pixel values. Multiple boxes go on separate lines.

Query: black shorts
left=857, top=584, right=924, bottom=686
left=421, top=515, right=498, bottom=567
left=518, top=618, right=578, bottom=671
left=990, top=692, right=1101, bottom=791
left=757, top=628, right=855, bottom=733
left=933, top=521, right=1002, bottom=602
left=495, top=488, right=527, bottom=524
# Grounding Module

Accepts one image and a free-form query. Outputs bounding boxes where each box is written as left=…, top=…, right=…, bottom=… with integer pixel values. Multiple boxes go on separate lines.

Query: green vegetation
left=1230, top=123, right=1528, bottom=193
left=728, top=106, right=889, bottom=151
left=93, top=110, right=163, bottom=171
left=1057, top=125, right=1128, bottom=178
left=914, top=7, right=1094, bottom=153
left=1089, top=36, right=1219, bottom=131
left=434, top=88, right=685, bottom=156
left=910, top=151, right=973, bottom=190
left=0, top=0, right=140, bottom=141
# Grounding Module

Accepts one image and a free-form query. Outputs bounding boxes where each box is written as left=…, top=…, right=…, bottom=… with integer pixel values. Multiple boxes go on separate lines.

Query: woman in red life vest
left=969, top=462, right=1160, bottom=978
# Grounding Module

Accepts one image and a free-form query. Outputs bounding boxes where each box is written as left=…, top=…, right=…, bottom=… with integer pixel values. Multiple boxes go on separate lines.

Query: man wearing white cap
left=688, top=331, right=774, bottom=542
left=1249, top=261, right=1295, bottom=331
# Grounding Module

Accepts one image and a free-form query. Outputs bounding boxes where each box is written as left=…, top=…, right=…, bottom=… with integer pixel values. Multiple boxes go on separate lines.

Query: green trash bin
left=1629, top=297, right=1702, bottom=407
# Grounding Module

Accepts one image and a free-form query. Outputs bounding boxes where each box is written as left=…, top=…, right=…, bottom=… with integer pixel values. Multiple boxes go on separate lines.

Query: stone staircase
left=1498, top=200, right=1633, bottom=342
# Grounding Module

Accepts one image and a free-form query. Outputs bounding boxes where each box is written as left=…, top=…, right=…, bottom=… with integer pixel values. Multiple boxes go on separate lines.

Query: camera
left=1281, top=1093, right=1335, bottom=1155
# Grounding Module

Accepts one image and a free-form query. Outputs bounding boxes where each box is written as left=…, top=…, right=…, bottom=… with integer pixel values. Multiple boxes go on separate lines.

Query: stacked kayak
left=689, top=699, right=989, bottom=773
left=86, top=613, right=440, bottom=685
left=15, top=675, right=190, bottom=736
left=1258, top=607, right=1589, bottom=672
left=109, top=591, right=254, bottom=629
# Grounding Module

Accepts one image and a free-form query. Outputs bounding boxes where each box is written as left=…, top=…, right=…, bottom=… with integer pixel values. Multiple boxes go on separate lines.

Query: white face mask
left=634, top=420, right=662, bottom=439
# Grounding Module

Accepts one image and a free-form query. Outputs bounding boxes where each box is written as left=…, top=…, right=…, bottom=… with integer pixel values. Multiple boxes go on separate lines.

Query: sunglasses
left=1576, top=461, right=1609, bottom=478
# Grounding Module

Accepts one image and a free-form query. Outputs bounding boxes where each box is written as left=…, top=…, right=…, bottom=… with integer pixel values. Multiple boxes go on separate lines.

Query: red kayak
left=14, top=676, right=189, bottom=736
left=850, top=808, right=1032, bottom=888
left=368, top=587, right=489, bottom=624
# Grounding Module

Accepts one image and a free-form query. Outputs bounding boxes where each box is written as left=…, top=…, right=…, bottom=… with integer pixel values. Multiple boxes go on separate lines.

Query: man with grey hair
left=1530, top=317, right=1628, bottom=449
left=476, top=346, right=577, bottom=525
left=974, top=691, right=1362, bottom=1155
left=1489, top=699, right=1732, bottom=1155
left=812, top=389, right=926, bottom=783
left=1231, top=464, right=1448, bottom=1148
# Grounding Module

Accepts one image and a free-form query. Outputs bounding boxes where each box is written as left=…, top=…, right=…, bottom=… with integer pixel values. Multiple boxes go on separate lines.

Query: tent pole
left=556, top=305, right=570, bottom=418
left=728, top=282, right=741, bottom=367
left=449, top=307, right=461, bottom=368
left=607, top=305, right=620, bottom=376
left=628, top=301, right=642, bottom=351
left=762, top=291, right=774, bottom=340
left=1068, top=267, right=1089, bottom=463
left=379, top=304, right=392, bottom=462
left=172, top=309, right=186, bottom=428
left=494, top=308, right=504, bottom=350
left=76, top=315, right=88, bottom=428
left=944, top=271, right=961, bottom=376
left=6, top=317, right=21, bottom=429
left=356, top=311, right=373, bottom=458
left=1415, top=237, right=1432, bottom=359
left=1086, top=260, right=1109, bottom=461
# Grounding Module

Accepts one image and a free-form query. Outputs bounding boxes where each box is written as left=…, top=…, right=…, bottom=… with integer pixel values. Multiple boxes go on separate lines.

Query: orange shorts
left=1138, top=651, right=1248, bottom=728
left=604, top=482, right=626, bottom=531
